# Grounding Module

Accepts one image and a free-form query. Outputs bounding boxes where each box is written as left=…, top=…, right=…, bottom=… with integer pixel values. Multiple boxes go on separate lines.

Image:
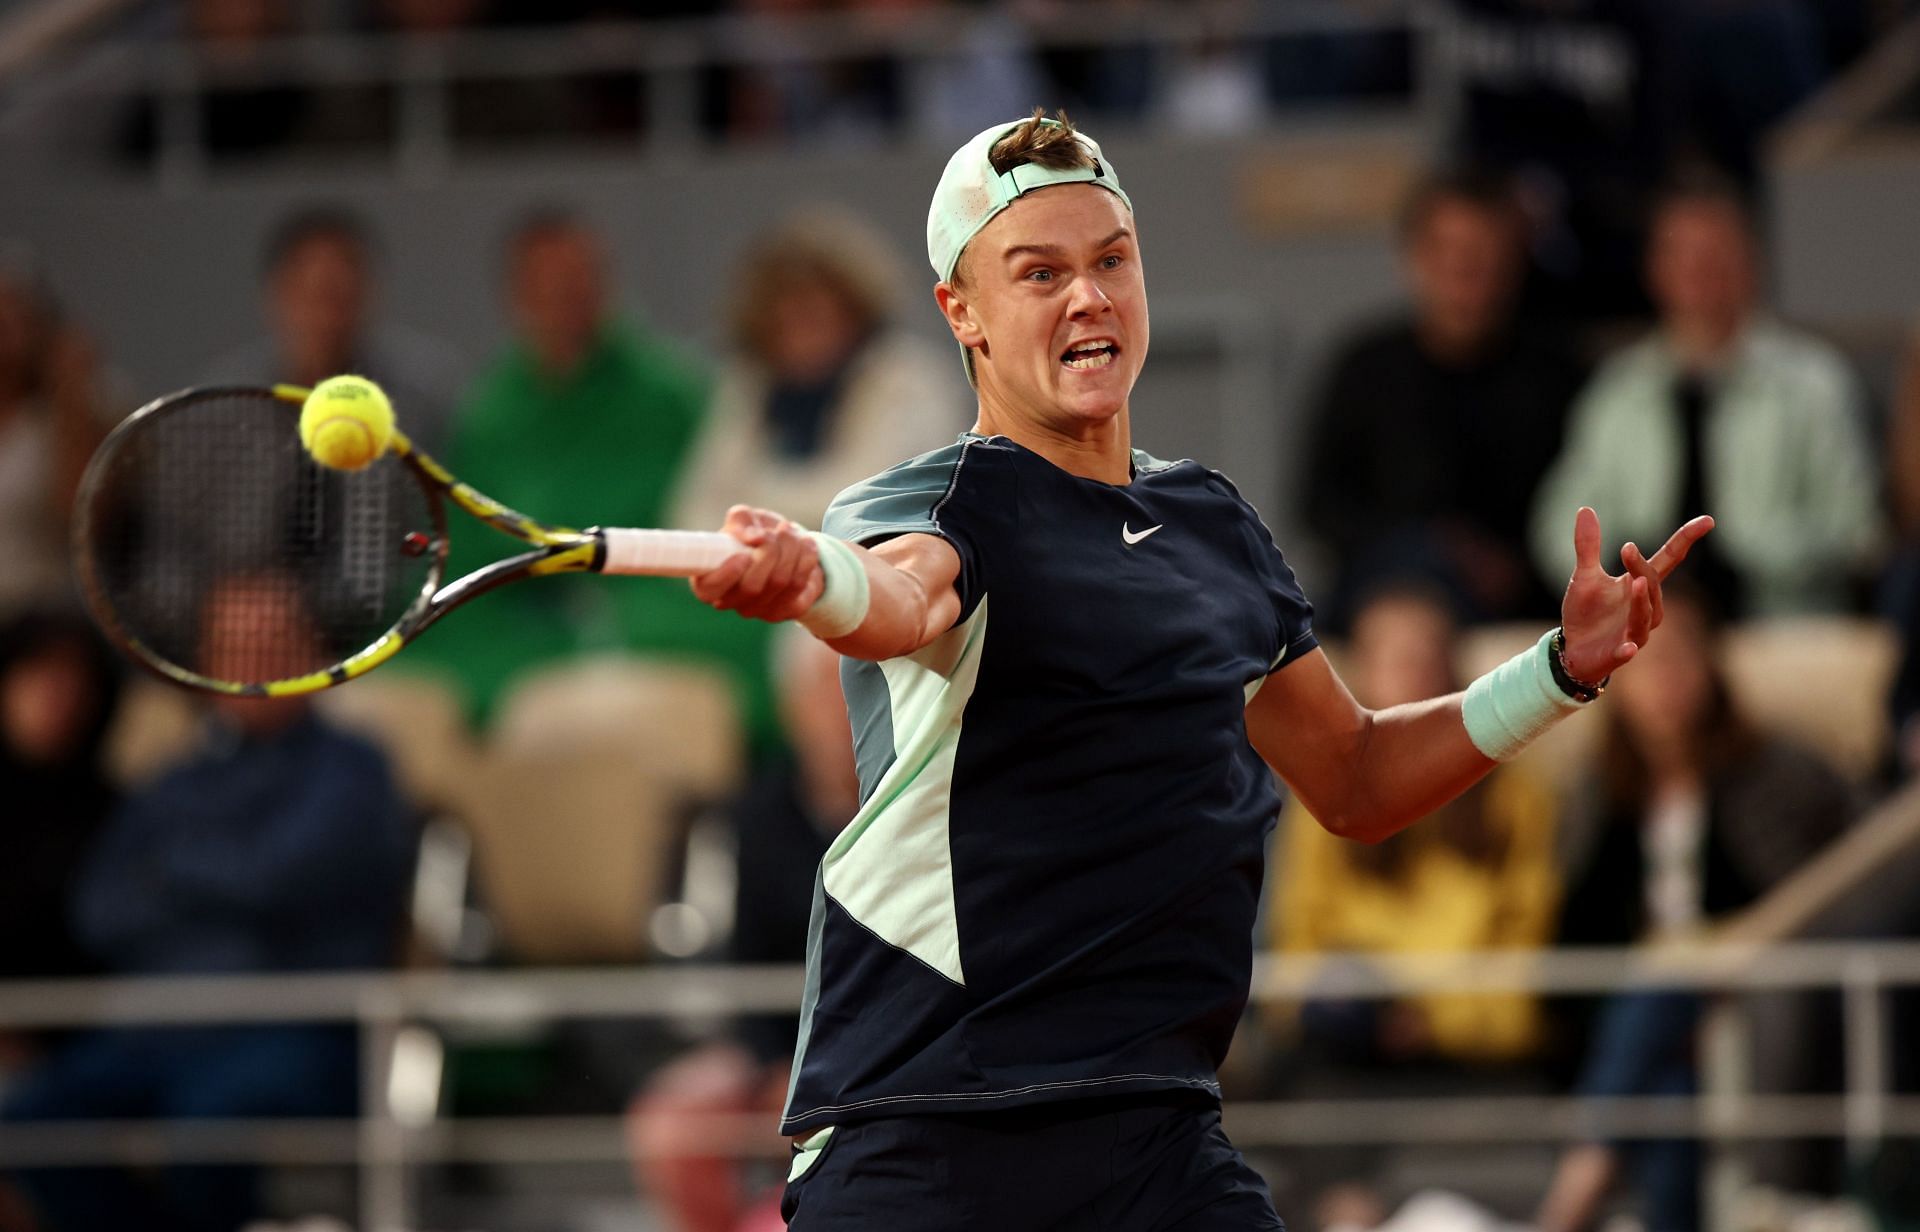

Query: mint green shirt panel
left=781, top=593, right=991, bottom=1121
left=1528, top=321, right=1881, bottom=616
left=821, top=601, right=988, bottom=985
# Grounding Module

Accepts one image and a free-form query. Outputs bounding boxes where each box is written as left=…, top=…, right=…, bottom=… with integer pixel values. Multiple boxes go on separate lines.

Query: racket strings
left=77, top=391, right=437, bottom=688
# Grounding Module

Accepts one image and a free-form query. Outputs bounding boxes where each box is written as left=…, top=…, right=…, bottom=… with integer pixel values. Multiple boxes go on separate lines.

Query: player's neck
left=974, top=400, right=1132, bottom=485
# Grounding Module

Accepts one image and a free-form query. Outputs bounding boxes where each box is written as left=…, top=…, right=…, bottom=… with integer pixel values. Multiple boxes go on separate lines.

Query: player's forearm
left=1315, top=694, right=1496, bottom=844
left=814, top=537, right=961, bottom=662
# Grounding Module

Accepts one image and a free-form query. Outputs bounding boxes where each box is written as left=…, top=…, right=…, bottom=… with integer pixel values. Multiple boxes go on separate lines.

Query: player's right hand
left=691, top=505, right=825, bottom=623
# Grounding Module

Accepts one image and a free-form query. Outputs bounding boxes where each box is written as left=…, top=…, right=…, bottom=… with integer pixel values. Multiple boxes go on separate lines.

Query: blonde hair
left=728, top=208, right=900, bottom=366
left=987, top=107, right=1096, bottom=177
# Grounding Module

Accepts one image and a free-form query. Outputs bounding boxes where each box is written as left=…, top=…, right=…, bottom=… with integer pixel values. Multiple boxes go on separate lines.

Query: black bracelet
left=1548, top=628, right=1609, bottom=703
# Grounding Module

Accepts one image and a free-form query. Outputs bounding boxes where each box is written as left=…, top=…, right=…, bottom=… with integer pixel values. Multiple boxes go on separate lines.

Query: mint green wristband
left=800, top=532, right=870, bottom=640
left=1460, top=629, right=1588, bottom=761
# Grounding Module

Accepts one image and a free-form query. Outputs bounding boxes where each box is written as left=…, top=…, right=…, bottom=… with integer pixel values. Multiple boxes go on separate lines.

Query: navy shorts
left=781, top=1094, right=1285, bottom=1231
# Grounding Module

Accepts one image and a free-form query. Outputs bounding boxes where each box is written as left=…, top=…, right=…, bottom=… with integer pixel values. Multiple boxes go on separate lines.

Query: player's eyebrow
left=1001, top=228, right=1133, bottom=263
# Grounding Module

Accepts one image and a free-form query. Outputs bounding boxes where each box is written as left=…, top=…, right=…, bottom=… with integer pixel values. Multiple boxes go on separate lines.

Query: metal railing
left=0, top=939, right=1914, bottom=1232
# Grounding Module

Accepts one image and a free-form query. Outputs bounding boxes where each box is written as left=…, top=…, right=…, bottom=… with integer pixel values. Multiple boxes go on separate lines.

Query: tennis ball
left=299, top=375, right=394, bottom=472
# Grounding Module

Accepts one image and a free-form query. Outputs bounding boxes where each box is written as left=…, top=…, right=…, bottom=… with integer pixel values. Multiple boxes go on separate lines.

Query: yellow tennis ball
left=299, top=375, right=394, bottom=472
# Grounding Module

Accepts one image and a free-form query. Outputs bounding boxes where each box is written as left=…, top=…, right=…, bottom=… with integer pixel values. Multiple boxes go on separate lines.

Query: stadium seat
left=459, top=657, right=744, bottom=962
left=314, top=670, right=478, bottom=810
left=1721, top=617, right=1897, bottom=783
left=487, top=656, right=743, bottom=801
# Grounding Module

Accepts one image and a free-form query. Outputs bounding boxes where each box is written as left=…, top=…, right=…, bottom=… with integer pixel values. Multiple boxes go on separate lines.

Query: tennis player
left=690, top=111, right=1713, bottom=1231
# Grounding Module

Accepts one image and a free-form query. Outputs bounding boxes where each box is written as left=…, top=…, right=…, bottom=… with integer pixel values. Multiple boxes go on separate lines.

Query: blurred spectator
left=0, top=613, right=123, bottom=989
left=1880, top=326, right=1920, bottom=777
left=119, top=0, right=313, bottom=165
left=1529, top=177, right=1880, bottom=618
left=409, top=210, right=723, bottom=727
left=1302, top=169, right=1584, bottom=627
left=1440, top=0, right=1685, bottom=321
left=0, top=249, right=117, bottom=618
left=626, top=629, right=855, bottom=1232
left=673, top=208, right=966, bottom=534
left=0, top=574, right=413, bottom=1232
left=1540, top=584, right=1857, bottom=1232
left=202, top=208, right=467, bottom=454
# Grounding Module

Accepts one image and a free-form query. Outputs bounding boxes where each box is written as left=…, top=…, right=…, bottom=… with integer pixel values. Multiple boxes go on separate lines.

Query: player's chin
left=1052, top=368, right=1133, bottom=417
left=1055, top=390, right=1128, bottom=424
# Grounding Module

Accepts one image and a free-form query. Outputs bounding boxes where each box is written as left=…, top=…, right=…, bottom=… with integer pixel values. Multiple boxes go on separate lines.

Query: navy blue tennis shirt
left=780, top=433, right=1318, bottom=1136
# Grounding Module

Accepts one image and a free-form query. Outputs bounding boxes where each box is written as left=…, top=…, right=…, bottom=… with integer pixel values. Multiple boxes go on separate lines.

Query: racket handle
left=598, top=528, right=747, bottom=577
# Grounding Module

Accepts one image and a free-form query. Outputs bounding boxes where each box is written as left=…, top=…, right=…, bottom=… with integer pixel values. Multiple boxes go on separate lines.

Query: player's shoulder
left=833, top=433, right=994, bottom=505
left=824, top=433, right=1006, bottom=543
left=1133, top=449, right=1248, bottom=507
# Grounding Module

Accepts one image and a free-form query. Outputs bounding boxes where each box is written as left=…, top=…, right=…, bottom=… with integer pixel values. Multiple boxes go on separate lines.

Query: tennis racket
left=73, top=383, right=745, bottom=696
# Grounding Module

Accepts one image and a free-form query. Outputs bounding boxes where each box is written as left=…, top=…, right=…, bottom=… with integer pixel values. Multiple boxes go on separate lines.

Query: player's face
left=943, top=184, right=1148, bottom=432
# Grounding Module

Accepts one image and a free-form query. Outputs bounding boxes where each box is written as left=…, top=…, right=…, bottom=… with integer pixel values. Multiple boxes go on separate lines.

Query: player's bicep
left=870, top=532, right=964, bottom=634
left=1246, top=647, right=1370, bottom=820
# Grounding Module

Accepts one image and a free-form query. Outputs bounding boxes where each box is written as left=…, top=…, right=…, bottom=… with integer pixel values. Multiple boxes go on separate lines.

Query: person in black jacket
left=1302, top=168, right=1586, bottom=628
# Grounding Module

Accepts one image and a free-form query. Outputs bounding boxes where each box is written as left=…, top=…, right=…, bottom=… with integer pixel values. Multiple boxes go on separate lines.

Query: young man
left=689, top=111, right=1712, bottom=1230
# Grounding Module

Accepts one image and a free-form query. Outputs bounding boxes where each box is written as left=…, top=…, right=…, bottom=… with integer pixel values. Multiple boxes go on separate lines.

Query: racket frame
left=74, top=384, right=635, bottom=698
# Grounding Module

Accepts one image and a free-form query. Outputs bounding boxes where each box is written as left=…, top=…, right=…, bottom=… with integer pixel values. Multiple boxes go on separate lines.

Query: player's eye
left=1100, top=254, right=1123, bottom=270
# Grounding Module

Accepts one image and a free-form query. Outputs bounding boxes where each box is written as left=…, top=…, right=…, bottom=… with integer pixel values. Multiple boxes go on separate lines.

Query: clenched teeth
left=1061, top=340, right=1117, bottom=369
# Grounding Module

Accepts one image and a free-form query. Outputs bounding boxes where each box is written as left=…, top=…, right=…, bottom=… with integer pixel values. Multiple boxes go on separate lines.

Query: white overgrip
left=598, top=528, right=746, bottom=577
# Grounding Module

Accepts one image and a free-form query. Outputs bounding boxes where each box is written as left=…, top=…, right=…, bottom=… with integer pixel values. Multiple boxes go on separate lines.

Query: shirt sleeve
left=822, top=438, right=989, bottom=621
left=1207, top=470, right=1317, bottom=670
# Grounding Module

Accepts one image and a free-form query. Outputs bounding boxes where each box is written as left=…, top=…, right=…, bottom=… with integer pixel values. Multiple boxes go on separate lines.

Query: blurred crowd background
left=2, top=0, right=1920, bottom=1230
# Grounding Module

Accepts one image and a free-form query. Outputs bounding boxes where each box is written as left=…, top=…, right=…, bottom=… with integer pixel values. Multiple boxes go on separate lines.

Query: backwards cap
left=926, top=116, right=1132, bottom=286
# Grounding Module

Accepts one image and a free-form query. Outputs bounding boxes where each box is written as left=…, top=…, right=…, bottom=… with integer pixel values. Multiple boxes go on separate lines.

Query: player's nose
left=1067, top=275, right=1112, bottom=317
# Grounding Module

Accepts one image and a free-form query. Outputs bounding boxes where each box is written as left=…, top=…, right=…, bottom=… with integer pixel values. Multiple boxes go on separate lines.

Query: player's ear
left=934, top=280, right=985, bottom=350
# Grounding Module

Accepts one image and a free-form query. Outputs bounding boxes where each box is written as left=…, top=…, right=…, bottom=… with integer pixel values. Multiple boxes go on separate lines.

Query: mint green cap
left=926, top=118, right=1132, bottom=285
left=927, top=118, right=1132, bottom=383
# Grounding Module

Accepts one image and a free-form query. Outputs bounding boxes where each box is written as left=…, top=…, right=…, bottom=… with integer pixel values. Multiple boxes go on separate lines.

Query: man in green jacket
left=413, top=211, right=770, bottom=739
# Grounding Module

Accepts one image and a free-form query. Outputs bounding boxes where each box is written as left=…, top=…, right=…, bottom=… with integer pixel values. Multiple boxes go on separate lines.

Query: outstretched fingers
left=1648, top=515, right=1715, bottom=579
left=1572, top=506, right=1603, bottom=576
left=1624, top=573, right=1653, bottom=654
left=1620, top=541, right=1664, bottom=630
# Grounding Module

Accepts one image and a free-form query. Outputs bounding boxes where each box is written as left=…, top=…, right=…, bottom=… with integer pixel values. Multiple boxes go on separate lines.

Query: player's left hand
left=691, top=505, right=825, bottom=623
left=1558, top=506, right=1715, bottom=685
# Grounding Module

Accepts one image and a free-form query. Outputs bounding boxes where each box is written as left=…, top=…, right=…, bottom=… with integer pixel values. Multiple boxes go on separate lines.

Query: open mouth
left=1061, top=340, right=1117, bottom=371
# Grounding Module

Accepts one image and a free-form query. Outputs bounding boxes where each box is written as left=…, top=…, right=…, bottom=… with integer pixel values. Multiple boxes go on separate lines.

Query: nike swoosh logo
left=1121, top=522, right=1162, bottom=546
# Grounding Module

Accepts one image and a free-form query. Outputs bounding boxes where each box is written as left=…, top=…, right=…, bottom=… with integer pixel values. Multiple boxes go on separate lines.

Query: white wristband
left=799, top=532, right=871, bottom=640
left=1460, top=629, right=1588, bottom=761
